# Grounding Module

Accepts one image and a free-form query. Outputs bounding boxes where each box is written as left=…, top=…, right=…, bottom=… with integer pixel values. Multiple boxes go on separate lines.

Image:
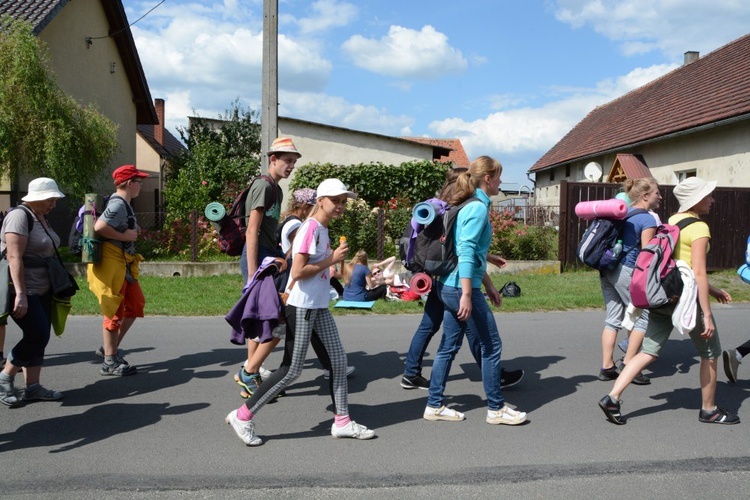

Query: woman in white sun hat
left=0, top=178, right=66, bottom=407
left=599, top=177, right=739, bottom=425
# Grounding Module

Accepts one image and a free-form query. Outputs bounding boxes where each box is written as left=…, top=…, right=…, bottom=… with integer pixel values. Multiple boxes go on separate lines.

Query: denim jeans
left=240, top=244, right=283, bottom=283
left=427, top=281, right=504, bottom=411
left=404, top=287, right=482, bottom=377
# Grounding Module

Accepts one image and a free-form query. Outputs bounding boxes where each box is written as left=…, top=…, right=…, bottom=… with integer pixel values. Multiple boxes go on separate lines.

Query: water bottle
left=611, top=240, right=623, bottom=259
left=746, top=235, right=750, bottom=266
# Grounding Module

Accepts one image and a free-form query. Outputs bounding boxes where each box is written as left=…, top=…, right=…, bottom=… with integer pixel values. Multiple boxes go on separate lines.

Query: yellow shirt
left=668, top=213, right=710, bottom=268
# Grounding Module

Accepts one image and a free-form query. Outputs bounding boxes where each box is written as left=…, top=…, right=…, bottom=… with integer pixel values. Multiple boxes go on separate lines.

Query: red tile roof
left=530, top=32, right=750, bottom=173
left=402, top=137, right=471, bottom=167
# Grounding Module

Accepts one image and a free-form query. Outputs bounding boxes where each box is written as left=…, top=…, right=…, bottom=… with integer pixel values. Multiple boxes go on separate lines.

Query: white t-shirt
left=285, top=218, right=331, bottom=309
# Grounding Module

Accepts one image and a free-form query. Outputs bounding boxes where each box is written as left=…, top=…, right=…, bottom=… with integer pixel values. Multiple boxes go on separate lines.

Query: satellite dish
left=584, top=162, right=603, bottom=182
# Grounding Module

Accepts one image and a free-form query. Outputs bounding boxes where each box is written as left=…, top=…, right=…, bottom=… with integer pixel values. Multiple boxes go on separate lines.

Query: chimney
left=684, top=51, right=700, bottom=65
left=154, top=98, right=165, bottom=146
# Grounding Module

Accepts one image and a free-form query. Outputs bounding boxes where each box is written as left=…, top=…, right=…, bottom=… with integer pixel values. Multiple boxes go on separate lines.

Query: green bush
left=489, top=210, right=557, bottom=260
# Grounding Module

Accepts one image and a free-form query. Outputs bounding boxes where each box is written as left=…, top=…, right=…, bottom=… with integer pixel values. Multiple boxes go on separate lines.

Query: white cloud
left=279, top=91, right=413, bottom=136
left=553, top=0, right=750, bottom=59
left=341, top=25, right=468, bottom=79
left=296, top=0, right=358, bottom=35
left=429, top=63, right=676, bottom=160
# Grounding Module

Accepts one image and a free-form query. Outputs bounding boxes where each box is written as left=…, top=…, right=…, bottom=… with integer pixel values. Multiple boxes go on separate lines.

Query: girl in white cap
left=599, top=177, right=739, bottom=425
left=226, top=179, right=376, bottom=445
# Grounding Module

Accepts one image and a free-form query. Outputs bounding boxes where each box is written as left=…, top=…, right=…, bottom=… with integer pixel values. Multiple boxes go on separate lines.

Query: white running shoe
left=423, top=405, right=465, bottom=422
left=225, top=410, right=263, bottom=446
left=331, top=420, right=376, bottom=440
left=486, top=404, right=527, bottom=425
left=323, top=366, right=355, bottom=379
left=259, top=366, right=273, bottom=380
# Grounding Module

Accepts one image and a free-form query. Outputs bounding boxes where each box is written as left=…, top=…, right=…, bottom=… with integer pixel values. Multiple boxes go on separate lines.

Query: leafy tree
left=165, top=99, right=261, bottom=220
left=0, top=18, right=119, bottom=201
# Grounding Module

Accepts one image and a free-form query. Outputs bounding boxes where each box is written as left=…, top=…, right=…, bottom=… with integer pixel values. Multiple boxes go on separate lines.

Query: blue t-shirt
left=619, top=209, right=659, bottom=268
left=343, top=263, right=369, bottom=301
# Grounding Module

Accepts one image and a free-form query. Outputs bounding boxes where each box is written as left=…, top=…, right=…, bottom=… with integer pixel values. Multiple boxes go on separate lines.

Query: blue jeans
left=404, top=287, right=481, bottom=377
left=427, top=281, right=504, bottom=411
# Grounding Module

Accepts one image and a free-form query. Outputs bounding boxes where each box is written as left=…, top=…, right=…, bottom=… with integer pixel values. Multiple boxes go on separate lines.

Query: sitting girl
left=342, top=251, right=395, bottom=301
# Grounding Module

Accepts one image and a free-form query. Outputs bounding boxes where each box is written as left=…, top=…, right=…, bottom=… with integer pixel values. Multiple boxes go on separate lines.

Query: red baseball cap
left=113, top=165, right=148, bottom=184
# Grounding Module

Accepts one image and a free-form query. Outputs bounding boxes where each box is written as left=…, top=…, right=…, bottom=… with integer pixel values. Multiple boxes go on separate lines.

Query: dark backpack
left=630, top=217, right=699, bottom=309
left=500, top=281, right=521, bottom=297
left=577, top=209, right=647, bottom=270
left=217, top=175, right=276, bottom=256
left=403, top=197, right=482, bottom=277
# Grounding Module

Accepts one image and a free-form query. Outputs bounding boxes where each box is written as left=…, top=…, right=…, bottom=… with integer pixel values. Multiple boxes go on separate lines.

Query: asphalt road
left=1, top=305, right=749, bottom=498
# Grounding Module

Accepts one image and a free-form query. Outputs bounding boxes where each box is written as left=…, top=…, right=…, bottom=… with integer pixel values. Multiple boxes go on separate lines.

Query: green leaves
left=0, top=18, right=118, bottom=201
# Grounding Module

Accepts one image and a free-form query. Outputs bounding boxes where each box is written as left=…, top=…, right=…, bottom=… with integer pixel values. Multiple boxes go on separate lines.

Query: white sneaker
left=323, top=366, right=355, bottom=379
left=423, top=405, right=465, bottom=422
left=259, top=366, right=273, bottom=380
left=331, top=420, right=376, bottom=440
left=225, top=410, right=263, bottom=446
left=486, top=404, right=527, bottom=425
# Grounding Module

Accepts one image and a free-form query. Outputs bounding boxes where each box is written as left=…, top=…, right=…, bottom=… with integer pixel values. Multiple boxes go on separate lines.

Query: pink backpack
left=630, top=218, right=700, bottom=309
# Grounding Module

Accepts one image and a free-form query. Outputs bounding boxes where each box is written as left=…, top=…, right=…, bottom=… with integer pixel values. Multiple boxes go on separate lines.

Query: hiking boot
left=225, top=409, right=263, bottom=446
left=23, top=384, right=63, bottom=401
left=598, top=366, right=619, bottom=381
left=401, top=374, right=430, bottom=390
left=423, top=405, right=465, bottom=422
left=323, top=366, right=356, bottom=380
left=331, top=420, right=376, bottom=440
left=699, top=406, right=740, bottom=425
left=723, top=349, right=741, bottom=383
left=501, top=368, right=524, bottom=388
left=235, top=368, right=262, bottom=397
left=0, top=374, right=20, bottom=407
left=95, top=347, right=129, bottom=365
left=100, top=361, right=137, bottom=376
left=486, top=404, right=527, bottom=425
left=598, top=395, right=626, bottom=425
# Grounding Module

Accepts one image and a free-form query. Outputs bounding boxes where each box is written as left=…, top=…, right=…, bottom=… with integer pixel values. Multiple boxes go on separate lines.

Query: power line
left=87, top=0, right=166, bottom=42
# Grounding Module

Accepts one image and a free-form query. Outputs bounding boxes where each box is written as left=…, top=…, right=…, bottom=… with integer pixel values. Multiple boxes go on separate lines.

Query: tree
left=165, top=99, right=261, bottom=221
left=0, top=18, right=119, bottom=201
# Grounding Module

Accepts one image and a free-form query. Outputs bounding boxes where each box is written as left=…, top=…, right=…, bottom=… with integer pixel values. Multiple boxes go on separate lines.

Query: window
left=549, top=169, right=555, bottom=181
left=677, top=170, right=697, bottom=182
left=565, top=164, right=571, bottom=177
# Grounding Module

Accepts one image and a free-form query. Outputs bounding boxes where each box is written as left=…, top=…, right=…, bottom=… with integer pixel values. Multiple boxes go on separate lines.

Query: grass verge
left=71, top=269, right=750, bottom=317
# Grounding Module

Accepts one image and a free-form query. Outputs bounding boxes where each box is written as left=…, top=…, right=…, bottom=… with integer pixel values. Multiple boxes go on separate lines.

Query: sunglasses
left=372, top=269, right=381, bottom=276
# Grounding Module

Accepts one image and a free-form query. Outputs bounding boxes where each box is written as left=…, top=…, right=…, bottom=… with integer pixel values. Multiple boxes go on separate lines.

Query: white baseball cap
left=316, top=179, right=357, bottom=199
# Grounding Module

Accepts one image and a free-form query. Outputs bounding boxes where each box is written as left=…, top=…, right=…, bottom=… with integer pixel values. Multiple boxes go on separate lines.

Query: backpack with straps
left=217, top=175, right=276, bottom=256
left=576, top=209, right=647, bottom=270
left=402, top=197, right=482, bottom=277
left=629, top=217, right=700, bottom=309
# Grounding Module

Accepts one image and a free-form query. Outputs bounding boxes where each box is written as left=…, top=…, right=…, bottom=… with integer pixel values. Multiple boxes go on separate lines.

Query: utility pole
left=260, top=0, right=278, bottom=174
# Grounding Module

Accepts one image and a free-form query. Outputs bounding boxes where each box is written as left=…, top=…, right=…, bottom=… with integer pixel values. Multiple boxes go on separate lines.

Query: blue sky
left=122, top=0, right=750, bottom=185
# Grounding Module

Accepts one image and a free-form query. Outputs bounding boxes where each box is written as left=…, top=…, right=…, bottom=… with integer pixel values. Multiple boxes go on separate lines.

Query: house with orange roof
left=529, top=33, right=750, bottom=206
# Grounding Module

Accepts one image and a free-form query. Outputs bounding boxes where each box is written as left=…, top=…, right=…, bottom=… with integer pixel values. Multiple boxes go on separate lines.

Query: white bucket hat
left=673, top=177, right=716, bottom=212
left=21, top=177, right=65, bottom=202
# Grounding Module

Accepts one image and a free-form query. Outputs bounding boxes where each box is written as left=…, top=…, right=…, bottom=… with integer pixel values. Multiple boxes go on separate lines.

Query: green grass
left=71, top=269, right=750, bottom=317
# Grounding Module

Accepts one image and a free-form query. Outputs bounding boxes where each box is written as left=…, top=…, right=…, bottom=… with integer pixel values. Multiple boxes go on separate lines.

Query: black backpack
left=402, top=197, right=482, bottom=277
left=577, top=209, right=647, bottom=270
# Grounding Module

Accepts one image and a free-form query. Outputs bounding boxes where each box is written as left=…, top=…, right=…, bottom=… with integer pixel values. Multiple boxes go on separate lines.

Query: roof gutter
left=533, top=111, right=750, bottom=172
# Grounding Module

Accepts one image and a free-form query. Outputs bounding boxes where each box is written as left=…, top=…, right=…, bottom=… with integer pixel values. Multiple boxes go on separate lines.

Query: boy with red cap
left=88, top=165, right=148, bottom=376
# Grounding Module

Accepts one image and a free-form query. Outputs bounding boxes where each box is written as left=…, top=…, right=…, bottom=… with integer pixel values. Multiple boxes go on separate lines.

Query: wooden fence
left=559, top=180, right=750, bottom=272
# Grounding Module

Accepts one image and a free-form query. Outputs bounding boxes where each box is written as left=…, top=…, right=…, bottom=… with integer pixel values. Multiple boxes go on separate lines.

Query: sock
left=237, top=405, right=253, bottom=421
left=0, top=371, right=12, bottom=383
left=736, top=350, right=744, bottom=362
left=104, top=355, right=116, bottom=365
left=334, top=414, right=351, bottom=428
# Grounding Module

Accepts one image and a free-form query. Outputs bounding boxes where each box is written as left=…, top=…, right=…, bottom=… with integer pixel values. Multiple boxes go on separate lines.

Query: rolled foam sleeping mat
left=412, top=202, right=436, bottom=225
left=410, top=273, right=432, bottom=294
left=574, top=199, right=628, bottom=220
left=205, top=202, right=226, bottom=222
